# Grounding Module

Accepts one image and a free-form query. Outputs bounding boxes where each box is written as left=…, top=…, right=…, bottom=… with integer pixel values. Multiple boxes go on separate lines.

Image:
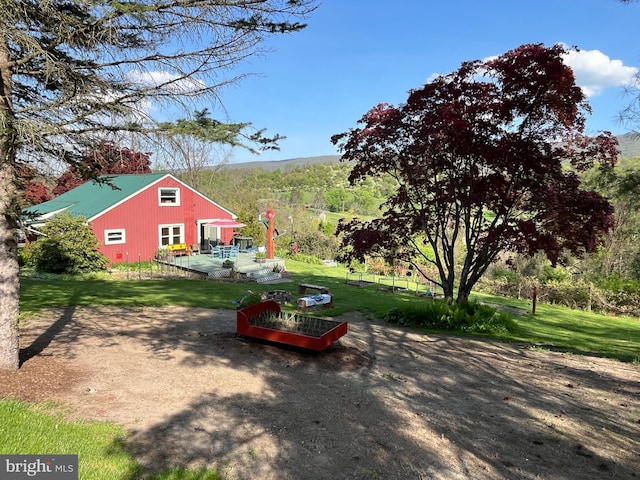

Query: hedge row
left=479, top=278, right=640, bottom=317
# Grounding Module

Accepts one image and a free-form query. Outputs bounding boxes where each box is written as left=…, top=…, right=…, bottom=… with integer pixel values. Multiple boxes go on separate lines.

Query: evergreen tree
left=0, top=0, right=315, bottom=369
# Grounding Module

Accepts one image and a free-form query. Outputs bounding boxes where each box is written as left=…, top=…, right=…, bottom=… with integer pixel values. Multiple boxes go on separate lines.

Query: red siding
left=90, top=176, right=234, bottom=264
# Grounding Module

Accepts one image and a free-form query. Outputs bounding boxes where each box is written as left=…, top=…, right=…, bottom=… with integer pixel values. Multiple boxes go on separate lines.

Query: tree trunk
left=441, top=276, right=456, bottom=303
left=0, top=161, right=20, bottom=370
left=0, top=33, right=20, bottom=370
left=456, top=284, right=473, bottom=303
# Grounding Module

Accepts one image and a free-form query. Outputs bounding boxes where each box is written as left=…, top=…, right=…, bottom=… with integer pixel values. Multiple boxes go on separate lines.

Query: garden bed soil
left=247, top=312, right=343, bottom=338
left=1, top=305, right=639, bottom=480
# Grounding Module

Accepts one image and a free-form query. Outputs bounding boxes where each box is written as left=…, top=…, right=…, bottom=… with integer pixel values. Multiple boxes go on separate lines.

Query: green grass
left=471, top=292, right=640, bottom=362
left=321, top=210, right=376, bottom=230
left=0, top=401, right=141, bottom=479
left=19, top=259, right=415, bottom=319
left=516, top=304, right=640, bottom=362
left=19, top=259, right=640, bottom=361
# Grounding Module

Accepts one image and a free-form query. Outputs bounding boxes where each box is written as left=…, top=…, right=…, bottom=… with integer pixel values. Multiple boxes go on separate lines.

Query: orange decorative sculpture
left=265, top=209, right=275, bottom=259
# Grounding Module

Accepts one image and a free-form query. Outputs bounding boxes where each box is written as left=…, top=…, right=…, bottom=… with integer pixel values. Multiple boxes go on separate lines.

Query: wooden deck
left=159, top=251, right=286, bottom=282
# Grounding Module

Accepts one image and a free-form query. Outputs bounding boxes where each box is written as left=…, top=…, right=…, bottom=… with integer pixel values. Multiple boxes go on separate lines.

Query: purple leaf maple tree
left=331, top=44, right=618, bottom=303
left=52, top=142, right=152, bottom=196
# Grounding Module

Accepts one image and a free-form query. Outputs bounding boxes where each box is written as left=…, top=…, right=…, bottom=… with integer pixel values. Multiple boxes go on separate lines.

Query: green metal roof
left=24, top=173, right=169, bottom=222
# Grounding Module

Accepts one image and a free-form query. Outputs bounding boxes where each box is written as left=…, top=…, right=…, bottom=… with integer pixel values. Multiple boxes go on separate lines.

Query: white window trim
left=158, top=187, right=181, bottom=206
left=158, top=223, right=185, bottom=247
left=104, top=228, right=126, bottom=245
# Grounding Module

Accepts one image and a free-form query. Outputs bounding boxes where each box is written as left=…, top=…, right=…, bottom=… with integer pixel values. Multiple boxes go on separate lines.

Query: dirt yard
left=1, top=305, right=639, bottom=480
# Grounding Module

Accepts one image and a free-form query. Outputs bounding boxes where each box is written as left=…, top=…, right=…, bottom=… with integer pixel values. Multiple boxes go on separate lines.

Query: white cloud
left=127, top=70, right=206, bottom=95
left=562, top=48, right=638, bottom=97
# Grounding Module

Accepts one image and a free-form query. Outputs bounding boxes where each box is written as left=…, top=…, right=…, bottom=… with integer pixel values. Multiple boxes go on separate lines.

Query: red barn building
left=25, top=173, right=241, bottom=264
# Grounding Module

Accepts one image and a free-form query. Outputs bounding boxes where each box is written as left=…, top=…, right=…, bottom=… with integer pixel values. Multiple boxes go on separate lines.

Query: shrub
left=18, top=244, right=34, bottom=267
left=238, top=291, right=262, bottom=308
left=543, top=264, right=569, bottom=282
left=543, top=280, right=591, bottom=309
left=366, top=257, right=391, bottom=276
left=480, top=273, right=640, bottom=317
left=282, top=252, right=323, bottom=265
left=28, top=213, right=108, bottom=274
left=290, top=230, right=339, bottom=259
left=384, top=300, right=515, bottom=334
left=595, top=275, right=640, bottom=294
left=489, top=267, right=518, bottom=282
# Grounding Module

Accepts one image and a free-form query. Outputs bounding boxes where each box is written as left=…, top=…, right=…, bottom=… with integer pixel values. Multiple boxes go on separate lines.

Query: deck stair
left=245, top=264, right=283, bottom=283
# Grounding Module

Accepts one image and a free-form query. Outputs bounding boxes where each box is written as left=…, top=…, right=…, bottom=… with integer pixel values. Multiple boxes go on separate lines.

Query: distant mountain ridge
left=226, top=134, right=640, bottom=171
left=614, top=132, right=640, bottom=159
left=227, top=155, right=341, bottom=171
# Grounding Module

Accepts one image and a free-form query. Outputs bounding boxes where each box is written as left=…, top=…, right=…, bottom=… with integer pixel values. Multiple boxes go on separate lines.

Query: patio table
left=219, top=245, right=239, bottom=259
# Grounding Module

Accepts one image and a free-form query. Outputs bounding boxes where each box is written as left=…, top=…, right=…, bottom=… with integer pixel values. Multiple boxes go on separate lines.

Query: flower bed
left=237, top=300, right=347, bottom=351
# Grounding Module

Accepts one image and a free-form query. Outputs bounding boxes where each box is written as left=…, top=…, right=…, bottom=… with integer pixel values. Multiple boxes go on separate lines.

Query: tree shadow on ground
left=122, top=333, right=460, bottom=479
left=19, top=306, right=640, bottom=479
left=19, top=306, right=78, bottom=366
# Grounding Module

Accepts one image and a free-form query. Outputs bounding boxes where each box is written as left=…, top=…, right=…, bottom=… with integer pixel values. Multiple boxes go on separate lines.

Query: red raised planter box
left=237, top=300, right=348, bottom=351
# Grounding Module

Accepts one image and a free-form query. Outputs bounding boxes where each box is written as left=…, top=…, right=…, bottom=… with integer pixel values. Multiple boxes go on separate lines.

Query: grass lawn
left=19, top=259, right=640, bottom=362
left=8, top=260, right=639, bottom=479
left=471, top=292, right=640, bottom=362
left=0, top=401, right=141, bottom=480
left=19, top=259, right=412, bottom=317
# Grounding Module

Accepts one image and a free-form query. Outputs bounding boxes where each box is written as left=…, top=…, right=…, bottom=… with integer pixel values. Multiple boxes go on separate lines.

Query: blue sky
left=208, top=1, right=640, bottom=162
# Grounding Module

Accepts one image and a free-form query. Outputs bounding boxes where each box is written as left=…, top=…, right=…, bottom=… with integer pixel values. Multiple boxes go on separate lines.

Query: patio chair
left=209, top=243, right=222, bottom=259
